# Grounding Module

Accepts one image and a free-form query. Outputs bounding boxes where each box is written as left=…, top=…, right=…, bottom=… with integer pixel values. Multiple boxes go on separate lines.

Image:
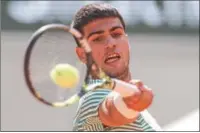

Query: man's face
left=77, top=17, right=130, bottom=78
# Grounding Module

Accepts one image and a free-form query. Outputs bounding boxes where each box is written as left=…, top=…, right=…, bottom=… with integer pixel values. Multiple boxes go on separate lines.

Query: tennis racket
left=23, top=24, right=114, bottom=107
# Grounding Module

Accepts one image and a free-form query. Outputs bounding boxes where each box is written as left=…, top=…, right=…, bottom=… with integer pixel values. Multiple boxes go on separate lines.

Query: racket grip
left=112, top=79, right=140, bottom=97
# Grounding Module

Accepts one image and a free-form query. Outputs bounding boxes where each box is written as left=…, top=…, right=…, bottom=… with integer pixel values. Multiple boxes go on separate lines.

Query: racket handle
left=113, top=79, right=140, bottom=97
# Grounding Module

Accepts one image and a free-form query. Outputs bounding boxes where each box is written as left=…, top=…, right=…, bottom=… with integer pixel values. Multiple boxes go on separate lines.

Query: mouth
left=104, top=53, right=121, bottom=64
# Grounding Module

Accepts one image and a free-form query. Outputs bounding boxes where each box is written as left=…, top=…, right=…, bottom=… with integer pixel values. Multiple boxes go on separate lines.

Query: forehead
left=82, top=17, right=123, bottom=36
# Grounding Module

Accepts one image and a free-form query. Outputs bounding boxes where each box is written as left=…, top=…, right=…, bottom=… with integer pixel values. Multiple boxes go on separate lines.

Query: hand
left=123, top=80, right=154, bottom=112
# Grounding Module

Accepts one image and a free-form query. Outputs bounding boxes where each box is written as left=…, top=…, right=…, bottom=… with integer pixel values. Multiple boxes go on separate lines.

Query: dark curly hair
left=71, top=3, right=126, bottom=46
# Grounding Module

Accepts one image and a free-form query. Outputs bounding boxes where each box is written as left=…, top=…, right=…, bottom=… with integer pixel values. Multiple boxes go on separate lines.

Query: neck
left=117, top=69, right=132, bottom=82
left=90, top=67, right=132, bottom=82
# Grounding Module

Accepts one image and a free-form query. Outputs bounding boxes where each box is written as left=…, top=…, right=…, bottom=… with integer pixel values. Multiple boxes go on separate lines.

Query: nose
left=105, top=36, right=116, bottom=49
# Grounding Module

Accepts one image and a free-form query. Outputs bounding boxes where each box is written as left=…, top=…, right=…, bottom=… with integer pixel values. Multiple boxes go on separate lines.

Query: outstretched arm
left=98, top=79, right=154, bottom=127
left=73, top=80, right=154, bottom=131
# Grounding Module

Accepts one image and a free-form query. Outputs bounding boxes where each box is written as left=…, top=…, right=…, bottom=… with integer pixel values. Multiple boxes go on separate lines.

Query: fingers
left=131, top=88, right=154, bottom=112
left=124, top=79, right=154, bottom=112
left=129, top=79, right=143, bottom=88
left=123, top=91, right=142, bottom=108
left=129, top=79, right=152, bottom=92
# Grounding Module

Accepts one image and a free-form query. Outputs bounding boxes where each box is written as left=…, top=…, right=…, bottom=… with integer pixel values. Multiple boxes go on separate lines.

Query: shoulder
left=83, top=88, right=111, bottom=102
left=79, top=88, right=111, bottom=116
left=73, top=88, right=111, bottom=131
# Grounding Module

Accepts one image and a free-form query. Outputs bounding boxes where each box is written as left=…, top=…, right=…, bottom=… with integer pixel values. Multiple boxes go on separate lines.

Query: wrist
left=112, top=79, right=154, bottom=112
left=112, top=79, right=140, bottom=97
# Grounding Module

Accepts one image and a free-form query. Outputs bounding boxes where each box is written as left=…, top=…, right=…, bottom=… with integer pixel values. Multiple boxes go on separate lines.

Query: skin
left=75, top=17, right=154, bottom=127
left=76, top=17, right=131, bottom=82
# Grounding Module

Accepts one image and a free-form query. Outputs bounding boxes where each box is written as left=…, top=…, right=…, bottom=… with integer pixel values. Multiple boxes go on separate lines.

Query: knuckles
left=124, top=79, right=154, bottom=112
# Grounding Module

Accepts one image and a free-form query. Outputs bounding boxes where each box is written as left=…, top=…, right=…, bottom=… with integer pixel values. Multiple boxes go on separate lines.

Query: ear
left=76, top=47, right=87, bottom=63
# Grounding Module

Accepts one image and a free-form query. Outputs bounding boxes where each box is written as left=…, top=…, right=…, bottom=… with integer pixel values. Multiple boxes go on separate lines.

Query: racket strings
left=29, top=29, right=85, bottom=103
left=25, top=24, right=115, bottom=107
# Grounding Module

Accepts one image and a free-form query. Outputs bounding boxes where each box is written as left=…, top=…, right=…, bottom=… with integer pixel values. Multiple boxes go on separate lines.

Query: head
left=72, top=3, right=131, bottom=80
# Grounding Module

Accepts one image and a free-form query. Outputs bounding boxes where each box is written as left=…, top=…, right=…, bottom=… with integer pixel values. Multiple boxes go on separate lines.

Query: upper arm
left=73, top=89, right=111, bottom=131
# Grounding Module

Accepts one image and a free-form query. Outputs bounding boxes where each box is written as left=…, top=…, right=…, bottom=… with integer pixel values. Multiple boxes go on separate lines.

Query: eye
left=92, top=36, right=104, bottom=42
left=112, top=32, right=122, bottom=38
left=111, top=29, right=124, bottom=38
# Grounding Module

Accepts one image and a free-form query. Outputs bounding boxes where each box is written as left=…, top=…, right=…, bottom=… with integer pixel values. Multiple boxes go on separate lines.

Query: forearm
left=98, top=91, right=139, bottom=127
left=98, top=79, right=153, bottom=127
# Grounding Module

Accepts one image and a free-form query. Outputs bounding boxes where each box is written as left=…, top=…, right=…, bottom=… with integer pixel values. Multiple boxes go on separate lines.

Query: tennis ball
left=50, top=64, right=79, bottom=89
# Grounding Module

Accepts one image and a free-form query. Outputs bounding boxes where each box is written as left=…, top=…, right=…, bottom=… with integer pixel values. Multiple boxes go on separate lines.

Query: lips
left=104, top=53, right=121, bottom=64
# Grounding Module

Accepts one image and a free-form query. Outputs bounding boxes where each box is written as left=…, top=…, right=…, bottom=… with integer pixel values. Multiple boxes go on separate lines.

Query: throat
left=117, top=69, right=131, bottom=82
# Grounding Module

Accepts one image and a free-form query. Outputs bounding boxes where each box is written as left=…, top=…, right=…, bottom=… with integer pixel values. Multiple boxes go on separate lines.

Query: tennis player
left=71, top=3, right=162, bottom=131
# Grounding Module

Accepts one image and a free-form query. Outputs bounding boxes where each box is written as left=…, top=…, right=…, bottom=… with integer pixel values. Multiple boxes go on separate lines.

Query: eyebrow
left=110, top=26, right=123, bottom=32
left=87, top=30, right=104, bottom=40
left=87, top=26, right=124, bottom=40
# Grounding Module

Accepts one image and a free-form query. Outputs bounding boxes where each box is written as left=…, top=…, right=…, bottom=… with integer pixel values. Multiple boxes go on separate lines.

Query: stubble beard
left=104, top=60, right=131, bottom=82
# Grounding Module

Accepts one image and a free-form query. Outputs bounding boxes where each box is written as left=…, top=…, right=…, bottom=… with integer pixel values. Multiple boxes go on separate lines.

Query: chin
left=106, top=68, right=127, bottom=78
left=102, top=62, right=129, bottom=78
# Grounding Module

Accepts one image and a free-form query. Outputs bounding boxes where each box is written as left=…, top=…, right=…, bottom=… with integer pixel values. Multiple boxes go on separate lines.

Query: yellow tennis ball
left=50, top=64, right=79, bottom=88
